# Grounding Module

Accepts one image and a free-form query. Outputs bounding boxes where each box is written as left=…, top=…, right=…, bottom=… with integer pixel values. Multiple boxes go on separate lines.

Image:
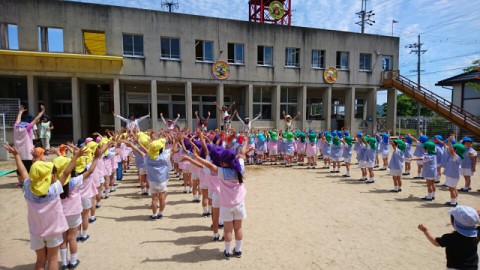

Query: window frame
left=257, top=45, right=274, bottom=67
left=195, top=40, right=214, bottom=63
left=0, top=23, right=19, bottom=50
left=122, top=33, right=144, bottom=58
left=38, top=26, right=64, bottom=53
left=280, top=88, right=298, bottom=117
left=336, top=51, right=349, bottom=70
left=160, top=37, right=181, bottom=60
left=359, top=53, right=372, bottom=72
left=354, top=98, right=364, bottom=119
left=285, top=47, right=300, bottom=68
left=307, top=97, right=323, bottom=120
left=311, top=49, right=325, bottom=69
left=253, top=87, right=273, bottom=120
left=227, top=43, right=245, bottom=65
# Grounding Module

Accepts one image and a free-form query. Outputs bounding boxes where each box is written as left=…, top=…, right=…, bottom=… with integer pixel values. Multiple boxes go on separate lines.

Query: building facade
left=0, top=0, right=399, bottom=142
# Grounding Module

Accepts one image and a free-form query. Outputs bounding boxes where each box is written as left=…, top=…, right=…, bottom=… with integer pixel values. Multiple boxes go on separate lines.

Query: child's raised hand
left=417, top=224, right=428, bottom=233
left=74, top=147, right=87, bottom=158
left=3, top=143, right=18, bottom=155
left=30, top=148, right=40, bottom=160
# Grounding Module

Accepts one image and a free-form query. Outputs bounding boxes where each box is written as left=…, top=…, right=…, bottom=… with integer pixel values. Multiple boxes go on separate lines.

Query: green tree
left=463, top=59, right=480, bottom=91
left=381, top=94, right=433, bottom=117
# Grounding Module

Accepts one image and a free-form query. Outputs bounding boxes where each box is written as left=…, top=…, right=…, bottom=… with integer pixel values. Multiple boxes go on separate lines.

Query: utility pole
left=161, top=0, right=179, bottom=12
left=406, top=35, right=427, bottom=136
left=355, top=0, right=375, bottom=33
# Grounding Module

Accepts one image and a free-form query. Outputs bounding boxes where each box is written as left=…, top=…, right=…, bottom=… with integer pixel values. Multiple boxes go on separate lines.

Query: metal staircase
left=383, top=70, right=480, bottom=137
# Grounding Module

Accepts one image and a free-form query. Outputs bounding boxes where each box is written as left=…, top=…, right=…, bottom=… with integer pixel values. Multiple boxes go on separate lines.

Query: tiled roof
left=436, top=69, right=480, bottom=86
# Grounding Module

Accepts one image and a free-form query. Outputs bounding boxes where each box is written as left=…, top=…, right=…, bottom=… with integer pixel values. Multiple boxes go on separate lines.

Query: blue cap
left=418, top=135, right=429, bottom=143
left=449, top=205, right=480, bottom=237
left=462, top=137, right=473, bottom=143
left=332, top=131, right=337, bottom=137
left=433, top=135, right=443, bottom=141
left=344, top=131, right=350, bottom=136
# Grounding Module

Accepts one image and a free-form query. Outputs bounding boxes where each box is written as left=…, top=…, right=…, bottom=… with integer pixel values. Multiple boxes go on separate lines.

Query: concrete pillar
left=274, top=84, right=281, bottom=129
left=113, top=78, right=121, bottom=131
left=71, top=77, right=81, bottom=142
left=386, top=88, right=397, bottom=134
left=185, top=82, right=193, bottom=129
left=322, top=86, right=332, bottom=131
left=27, top=75, right=38, bottom=114
left=366, top=88, right=377, bottom=134
left=300, top=85, right=307, bottom=130
left=246, top=84, right=253, bottom=118
left=151, top=80, right=158, bottom=130
left=216, top=83, right=224, bottom=129
left=345, top=87, right=355, bottom=131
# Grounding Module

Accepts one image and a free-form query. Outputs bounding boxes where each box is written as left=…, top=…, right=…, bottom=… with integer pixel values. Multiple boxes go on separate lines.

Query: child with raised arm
left=282, top=111, right=301, bottom=131
left=4, top=143, right=85, bottom=270
left=234, top=110, right=261, bottom=133
left=458, top=137, right=477, bottom=192
left=443, top=136, right=465, bottom=206
left=112, top=111, right=150, bottom=132
left=215, top=101, right=236, bottom=131
left=418, top=205, right=479, bottom=270
left=388, top=139, right=405, bottom=192
left=195, top=111, right=210, bottom=131
left=160, top=113, right=180, bottom=130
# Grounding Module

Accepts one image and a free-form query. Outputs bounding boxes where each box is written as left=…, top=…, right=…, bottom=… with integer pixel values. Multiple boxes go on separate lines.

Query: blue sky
left=70, top=0, right=480, bottom=104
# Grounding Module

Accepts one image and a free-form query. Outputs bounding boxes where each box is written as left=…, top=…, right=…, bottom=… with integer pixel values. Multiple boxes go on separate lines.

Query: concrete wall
left=0, top=0, right=399, bottom=87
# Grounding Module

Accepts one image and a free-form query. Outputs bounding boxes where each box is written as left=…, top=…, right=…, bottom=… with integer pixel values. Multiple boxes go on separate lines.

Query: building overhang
left=0, top=50, right=123, bottom=74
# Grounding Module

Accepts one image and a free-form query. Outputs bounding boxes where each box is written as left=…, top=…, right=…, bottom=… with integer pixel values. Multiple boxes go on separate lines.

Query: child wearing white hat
left=418, top=205, right=480, bottom=270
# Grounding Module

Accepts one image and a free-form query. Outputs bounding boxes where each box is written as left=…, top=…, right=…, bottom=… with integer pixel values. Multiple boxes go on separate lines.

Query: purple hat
left=183, top=139, right=192, bottom=151
left=208, top=145, right=223, bottom=167
left=193, top=140, right=206, bottom=158
left=219, top=148, right=243, bottom=176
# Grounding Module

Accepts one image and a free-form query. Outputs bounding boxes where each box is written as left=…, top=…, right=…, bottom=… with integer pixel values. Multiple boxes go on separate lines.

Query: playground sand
left=0, top=157, right=479, bottom=269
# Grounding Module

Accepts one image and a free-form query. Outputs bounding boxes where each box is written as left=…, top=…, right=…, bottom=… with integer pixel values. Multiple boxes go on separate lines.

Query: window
left=257, top=46, right=273, bottom=66
left=83, top=31, right=106, bottom=55
left=253, top=87, right=272, bottom=120
left=285, top=48, right=300, bottom=67
left=382, top=55, right=393, bottom=71
left=161, top=37, right=180, bottom=60
left=195, top=40, right=213, bottom=62
left=228, top=43, right=244, bottom=64
left=38, top=27, right=64, bottom=52
left=122, top=34, right=144, bottom=57
left=311, top=50, right=325, bottom=68
left=0, top=23, right=18, bottom=50
left=355, top=98, right=364, bottom=118
left=332, top=99, right=345, bottom=118
left=307, top=97, right=323, bottom=120
left=280, top=88, right=298, bottom=117
left=359, top=53, right=372, bottom=71
left=336, top=51, right=349, bottom=70
left=53, top=100, right=72, bottom=117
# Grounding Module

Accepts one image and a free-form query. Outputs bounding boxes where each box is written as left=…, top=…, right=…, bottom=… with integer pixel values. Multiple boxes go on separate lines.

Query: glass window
left=122, top=34, right=144, bottom=57
left=382, top=55, right=393, bottom=71
left=172, top=104, right=185, bottom=118
left=311, top=50, right=325, bottom=68
left=161, top=37, right=180, bottom=59
left=359, top=53, right=372, bottom=71
left=336, top=51, right=349, bottom=70
left=53, top=100, right=72, bottom=117
left=171, top=95, right=185, bottom=102
left=157, top=104, right=169, bottom=119
left=195, top=40, right=213, bottom=62
left=228, top=43, right=244, bottom=64
left=285, top=48, right=300, bottom=67
left=257, top=46, right=273, bottom=66
left=355, top=98, right=364, bottom=118
left=83, top=31, right=106, bottom=55
left=253, top=87, right=272, bottom=120
left=38, top=27, right=64, bottom=52
left=280, top=88, right=298, bottom=117
left=307, top=97, right=323, bottom=120
left=0, top=23, right=18, bottom=50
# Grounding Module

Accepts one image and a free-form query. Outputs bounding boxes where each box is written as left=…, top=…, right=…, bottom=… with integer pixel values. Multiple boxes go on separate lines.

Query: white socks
left=81, top=229, right=88, bottom=237
left=60, top=248, right=68, bottom=266
left=235, top=240, right=242, bottom=252
left=225, top=241, right=231, bottom=253
left=70, top=253, right=78, bottom=264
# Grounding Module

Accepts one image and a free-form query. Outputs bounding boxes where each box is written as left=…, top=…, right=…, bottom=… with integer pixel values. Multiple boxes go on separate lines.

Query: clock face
left=269, top=1, right=285, bottom=20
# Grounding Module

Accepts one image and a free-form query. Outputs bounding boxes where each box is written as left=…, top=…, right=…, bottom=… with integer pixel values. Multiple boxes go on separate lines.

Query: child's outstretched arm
left=4, top=144, right=29, bottom=180
left=61, top=148, right=87, bottom=185
left=417, top=224, right=440, bottom=247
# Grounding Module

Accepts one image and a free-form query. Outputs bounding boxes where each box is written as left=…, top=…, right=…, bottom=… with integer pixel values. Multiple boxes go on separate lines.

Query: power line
left=404, top=67, right=468, bottom=76
left=355, top=0, right=375, bottom=33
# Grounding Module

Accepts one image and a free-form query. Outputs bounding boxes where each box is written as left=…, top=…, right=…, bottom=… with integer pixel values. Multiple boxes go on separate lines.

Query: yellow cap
left=147, top=139, right=166, bottom=160
left=28, top=162, right=54, bottom=196
left=75, top=155, right=88, bottom=174
left=53, top=156, right=72, bottom=186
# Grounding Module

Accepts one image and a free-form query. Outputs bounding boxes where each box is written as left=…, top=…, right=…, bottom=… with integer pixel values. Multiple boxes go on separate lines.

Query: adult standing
left=39, top=115, right=54, bottom=154
left=112, top=111, right=150, bottom=132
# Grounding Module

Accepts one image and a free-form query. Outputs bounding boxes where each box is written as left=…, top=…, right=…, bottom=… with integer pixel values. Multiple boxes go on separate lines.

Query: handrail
left=385, top=70, right=480, bottom=129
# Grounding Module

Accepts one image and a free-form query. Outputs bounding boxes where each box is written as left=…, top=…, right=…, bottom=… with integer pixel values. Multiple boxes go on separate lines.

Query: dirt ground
left=0, top=156, right=479, bottom=270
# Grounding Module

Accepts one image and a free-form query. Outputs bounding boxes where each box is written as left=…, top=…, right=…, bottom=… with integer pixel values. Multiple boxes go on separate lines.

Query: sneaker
left=342, top=174, right=351, bottom=177
left=202, top=212, right=209, bottom=217
left=150, top=215, right=158, bottom=220
left=78, top=235, right=89, bottom=242
left=157, top=214, right=163, bottom=219
left=183, top=190, right=188, bottom=194
left=234, top=250, right=242, bottom=258
left=421, top=196, right=433, bottom=201
left=444, top=202, right=458, bottom=207
left=95, top=204, right=101, bottom=209
left=213, top=235, right=220, bottom=241
left=365, top=180, right=375, bottom=184
left=110, top=188, right=116, bottom=192
left=413, top=176, right=423, bottom=179
left=219, top=223, right=224, bottom=229
left=61, top=264, right=69, bottom=270
left=458, top=187, right=471, bottom=192
left=434, top=180, right=440, bottom=184
left=402, top=172, right=410, bottom=176
left=389, top=189, right=399, bottom=193
left=379, top=168, right=387, bottom=171
left=224, top=250, right=232, bottom=260
left=398, top=189, right=402, bottom=192
left=68, top=259, right=80, bottom=269
left=358, top=178, right=366, bottom=182
left=88, top=217, right=96, bottom=223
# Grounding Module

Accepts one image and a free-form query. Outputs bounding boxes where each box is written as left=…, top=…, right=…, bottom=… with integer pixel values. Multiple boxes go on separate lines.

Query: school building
left=0, top=0, right=400, bottom=142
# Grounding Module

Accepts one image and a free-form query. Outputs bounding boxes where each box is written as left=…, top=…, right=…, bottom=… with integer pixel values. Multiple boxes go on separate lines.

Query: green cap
left=333, top=136, right=341, bottom=146
left=394, top=139, right=406, bottom=151
left=452, top=143, right=466, bottom=159
left=344, top=136, right=353, bottom=146
left=423, top=141, right=436, bottom=154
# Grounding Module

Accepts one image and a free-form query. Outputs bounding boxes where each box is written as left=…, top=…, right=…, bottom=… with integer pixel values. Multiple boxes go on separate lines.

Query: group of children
left=8, top=103, right=479, bottom=268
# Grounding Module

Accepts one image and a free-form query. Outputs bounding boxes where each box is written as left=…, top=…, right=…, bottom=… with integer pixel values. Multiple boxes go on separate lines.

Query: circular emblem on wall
left=323, top=67, right=338, bottom=84
left=268, top=1, right=285, bottom=20
left=212, top=60, right=230, bottom=80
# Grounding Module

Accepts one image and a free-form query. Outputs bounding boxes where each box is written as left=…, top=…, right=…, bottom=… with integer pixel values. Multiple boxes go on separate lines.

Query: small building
left=0, top=0, right=399, bottom=142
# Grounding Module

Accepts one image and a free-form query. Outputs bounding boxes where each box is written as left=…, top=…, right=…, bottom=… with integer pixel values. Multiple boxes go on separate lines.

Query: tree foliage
left=381, top=94, right=433, bottom=117
left=463, top=59, right=480, bottom=92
